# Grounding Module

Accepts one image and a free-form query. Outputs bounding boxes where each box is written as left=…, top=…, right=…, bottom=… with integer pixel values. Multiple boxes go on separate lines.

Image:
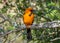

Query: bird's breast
left=23, top=13, right=34, bottom=26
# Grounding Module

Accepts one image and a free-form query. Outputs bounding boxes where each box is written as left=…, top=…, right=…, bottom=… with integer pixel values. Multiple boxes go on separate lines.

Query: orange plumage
left=23, top=7, right=34, bottom=40
left=23, top=7, right=34, bottom=27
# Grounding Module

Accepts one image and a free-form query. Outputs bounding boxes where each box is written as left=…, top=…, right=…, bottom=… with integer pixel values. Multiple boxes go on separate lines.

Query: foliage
left=0, top=0, right=60, bottom=43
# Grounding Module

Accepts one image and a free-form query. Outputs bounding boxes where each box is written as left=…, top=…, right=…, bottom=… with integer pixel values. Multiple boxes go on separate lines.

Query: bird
left=23, top=7, right=34, bottom=40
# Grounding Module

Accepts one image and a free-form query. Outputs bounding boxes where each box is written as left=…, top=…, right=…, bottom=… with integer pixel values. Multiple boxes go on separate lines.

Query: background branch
left=19, top=20, right=60, bottom=29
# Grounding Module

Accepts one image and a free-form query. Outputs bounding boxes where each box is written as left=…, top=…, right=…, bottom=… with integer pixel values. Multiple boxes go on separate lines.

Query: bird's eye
left=31, top=10, right=33, bottom=12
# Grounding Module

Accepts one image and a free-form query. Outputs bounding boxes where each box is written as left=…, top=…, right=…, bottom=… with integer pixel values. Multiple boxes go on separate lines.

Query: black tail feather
left=27, top=28, right=32, bottom=40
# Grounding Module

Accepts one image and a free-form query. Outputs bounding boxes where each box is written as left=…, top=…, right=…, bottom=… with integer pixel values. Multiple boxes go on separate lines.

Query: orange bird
left=23, top=7, right=34, bottom=40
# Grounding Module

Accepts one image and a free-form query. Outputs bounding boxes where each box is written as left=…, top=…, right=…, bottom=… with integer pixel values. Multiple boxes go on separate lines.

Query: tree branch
left=19, top=20, right=60, bottom=29
left=0, top=20, right=60, bottom=38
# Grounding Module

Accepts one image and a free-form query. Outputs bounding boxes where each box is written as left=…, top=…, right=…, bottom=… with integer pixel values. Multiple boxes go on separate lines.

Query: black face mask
left=29, top=10, right=36, bottom=16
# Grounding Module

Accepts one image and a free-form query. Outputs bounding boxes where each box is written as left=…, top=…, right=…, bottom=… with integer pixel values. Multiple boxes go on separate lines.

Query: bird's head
left=26, top=7, right=33, bottom=11
left=26, top=7, right=36, bottom=13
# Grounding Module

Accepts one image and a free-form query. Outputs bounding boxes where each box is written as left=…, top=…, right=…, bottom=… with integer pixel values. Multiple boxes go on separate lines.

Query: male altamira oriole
left=23, top=7, right=34, bottom=40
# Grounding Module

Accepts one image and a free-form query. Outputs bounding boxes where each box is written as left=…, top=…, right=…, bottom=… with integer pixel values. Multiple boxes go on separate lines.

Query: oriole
left=23, top=7, right=34, bottom=40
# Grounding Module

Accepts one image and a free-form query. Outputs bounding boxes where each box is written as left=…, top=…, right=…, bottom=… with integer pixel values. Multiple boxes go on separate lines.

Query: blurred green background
left=0, top=0, right=60, bottom=43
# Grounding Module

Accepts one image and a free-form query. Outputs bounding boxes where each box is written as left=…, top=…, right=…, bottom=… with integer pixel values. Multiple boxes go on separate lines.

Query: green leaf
left=7, top=26, right=15, bottom=30
left=47, top=2, right=56, bottom=7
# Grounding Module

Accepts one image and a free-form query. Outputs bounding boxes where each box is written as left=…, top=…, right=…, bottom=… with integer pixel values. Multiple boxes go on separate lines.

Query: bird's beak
left=32, top=10, right=36, bottom=14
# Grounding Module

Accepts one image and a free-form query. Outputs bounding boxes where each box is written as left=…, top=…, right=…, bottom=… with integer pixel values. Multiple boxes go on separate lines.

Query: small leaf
left=7, top=26, right=15, bottom=30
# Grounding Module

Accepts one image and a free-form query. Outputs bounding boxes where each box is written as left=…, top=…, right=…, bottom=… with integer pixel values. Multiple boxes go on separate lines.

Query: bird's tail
left=27, top=28, right=32, bottom=40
